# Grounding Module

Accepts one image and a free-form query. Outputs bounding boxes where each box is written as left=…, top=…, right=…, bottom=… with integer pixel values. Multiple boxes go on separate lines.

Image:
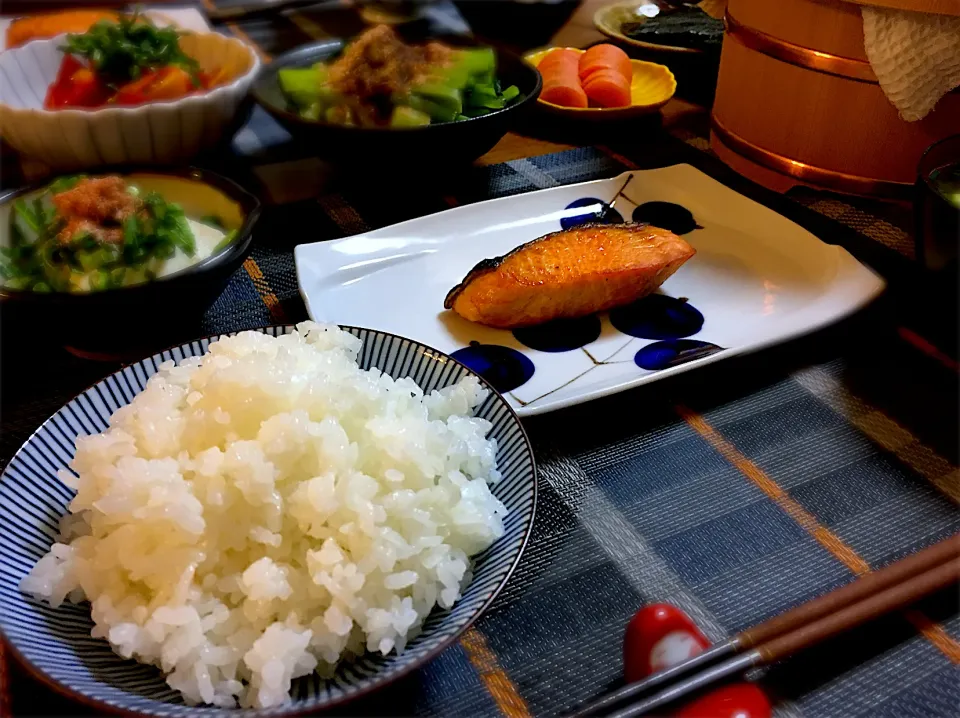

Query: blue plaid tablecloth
left=1, top=3, right=957, bottom=717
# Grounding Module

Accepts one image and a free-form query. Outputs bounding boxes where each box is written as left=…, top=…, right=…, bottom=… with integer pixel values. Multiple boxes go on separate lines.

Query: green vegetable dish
left=277, top=25, right=523, bottom=127
left=0, top=175, right=234, bottom=293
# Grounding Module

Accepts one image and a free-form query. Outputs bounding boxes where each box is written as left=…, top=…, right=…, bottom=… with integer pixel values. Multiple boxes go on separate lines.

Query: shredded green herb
left=61, top=11, right=200, bottom=87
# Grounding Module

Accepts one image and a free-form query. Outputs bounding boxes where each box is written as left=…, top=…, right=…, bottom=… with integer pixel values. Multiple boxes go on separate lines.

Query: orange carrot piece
left=538, top=48, right=580, bottom=75
left=541, top=81, right=588, bottom=108
left=579, top=44, right=632, bottom=85
left=539, top=56, right=579, bottom=91
left=537, top=49, right=587, bottom=108
left=583, top=70, right=631, bottom=108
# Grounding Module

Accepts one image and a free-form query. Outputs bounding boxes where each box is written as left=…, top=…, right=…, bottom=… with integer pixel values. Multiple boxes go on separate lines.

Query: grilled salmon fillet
left=444, top=223, right=695, bottom=329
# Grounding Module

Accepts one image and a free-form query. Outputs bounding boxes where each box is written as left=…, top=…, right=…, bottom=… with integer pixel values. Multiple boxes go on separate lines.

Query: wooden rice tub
left=710, top=0, right=960, bottom=198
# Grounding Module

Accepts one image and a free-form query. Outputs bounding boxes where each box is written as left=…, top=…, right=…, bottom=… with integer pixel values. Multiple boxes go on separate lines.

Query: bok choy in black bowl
left=0, top=167, right=260, bottom=358
left=251, top=26, right=542, bottom=165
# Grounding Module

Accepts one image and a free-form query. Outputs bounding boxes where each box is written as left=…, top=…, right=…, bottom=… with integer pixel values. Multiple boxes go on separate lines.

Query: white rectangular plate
left=295, top=165, right=885, bottom=416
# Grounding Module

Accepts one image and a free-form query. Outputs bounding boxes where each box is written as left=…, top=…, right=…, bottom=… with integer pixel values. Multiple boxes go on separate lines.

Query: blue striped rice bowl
left=0, top=324, right=537, bottom=716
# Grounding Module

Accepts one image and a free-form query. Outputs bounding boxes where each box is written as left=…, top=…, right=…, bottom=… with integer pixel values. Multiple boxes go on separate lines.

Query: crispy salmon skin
left=444, top=222, right=695, bottom=329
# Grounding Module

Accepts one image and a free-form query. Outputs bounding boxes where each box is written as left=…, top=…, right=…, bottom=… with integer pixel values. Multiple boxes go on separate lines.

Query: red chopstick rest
left=623, top=604, right=711, bottom=683
left=623, top=603, right=772, bottom=718
left=673, top=683, right=772, bottom=718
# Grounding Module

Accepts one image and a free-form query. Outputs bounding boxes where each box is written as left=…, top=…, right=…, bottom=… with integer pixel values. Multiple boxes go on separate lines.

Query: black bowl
left=251, top=37, right=542, bottom=165
left=0, top=167, right=261, bottom=360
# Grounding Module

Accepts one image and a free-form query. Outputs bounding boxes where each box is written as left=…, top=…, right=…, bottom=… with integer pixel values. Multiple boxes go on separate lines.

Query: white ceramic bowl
left=0, top=32, right=260, bottom=169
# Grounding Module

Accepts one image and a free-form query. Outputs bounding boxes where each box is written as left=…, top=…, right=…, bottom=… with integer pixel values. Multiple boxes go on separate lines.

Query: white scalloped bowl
left=0, top=32, right=260, bottom=170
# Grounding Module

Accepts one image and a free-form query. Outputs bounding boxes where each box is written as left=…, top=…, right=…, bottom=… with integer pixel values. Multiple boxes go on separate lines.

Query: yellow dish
left=524, top=47, right=676, bottom=119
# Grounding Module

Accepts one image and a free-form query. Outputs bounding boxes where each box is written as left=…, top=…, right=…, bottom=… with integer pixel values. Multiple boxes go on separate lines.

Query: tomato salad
left=44, top=13, right=230, bottom=109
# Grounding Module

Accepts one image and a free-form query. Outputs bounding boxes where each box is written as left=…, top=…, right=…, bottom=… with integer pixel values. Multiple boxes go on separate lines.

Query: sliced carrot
left=583, top=69, right=630, bottom=93
left=537, top=49, right=587, bottom=108
left=538, top=48, right=581, bottom=75
left=583, top=70, right=631, bottom=108
left=539, top=47, right=580, bottom=67
left=541, top=65, right=579, bottom=85
left=582, top=68, right=630, bottom=88
left=541, top=81, right=588, bottom=108
left=540, top=69, right=586, bottom=107
left=540, top=68, right=580, bottom=88
left=579, top=44, right=632, bottom=85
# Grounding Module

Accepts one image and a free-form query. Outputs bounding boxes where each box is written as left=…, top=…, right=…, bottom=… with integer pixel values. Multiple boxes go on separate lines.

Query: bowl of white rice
left=0, top=322, right=536, bottom=715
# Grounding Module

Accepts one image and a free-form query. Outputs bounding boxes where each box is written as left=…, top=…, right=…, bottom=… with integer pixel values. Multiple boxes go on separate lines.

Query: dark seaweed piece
left=621, top=6, right=724, bottom=51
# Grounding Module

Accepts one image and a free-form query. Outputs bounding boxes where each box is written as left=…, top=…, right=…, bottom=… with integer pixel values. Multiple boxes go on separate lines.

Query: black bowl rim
left=0, top=165, right=262, bottom=302
left=250, top=37, right=543, bottom=135
left=0, top=322, right=538, bottom=718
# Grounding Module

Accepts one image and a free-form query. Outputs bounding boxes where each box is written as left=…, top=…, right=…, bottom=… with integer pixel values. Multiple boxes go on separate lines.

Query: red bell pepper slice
left=44, top=55, right=110, bottom=109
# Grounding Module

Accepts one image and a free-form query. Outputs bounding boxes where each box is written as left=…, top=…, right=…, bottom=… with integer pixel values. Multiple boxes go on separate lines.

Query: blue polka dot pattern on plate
left=512, top=315, right=602, bottom=353
left=632, top=202, right=701, bottom=235
left=450, top=342, right=535, bottom=393
left=610, top=294, right=704, bottom=339
left=561, top=198, right=624, bottom=230
left=634, top=340, right=724, bottom=370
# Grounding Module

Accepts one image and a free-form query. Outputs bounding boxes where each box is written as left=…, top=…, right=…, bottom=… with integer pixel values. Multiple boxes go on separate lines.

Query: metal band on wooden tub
left=724, top=13, right=878, bottom=83
left=711, top=117, right=912, bottom=198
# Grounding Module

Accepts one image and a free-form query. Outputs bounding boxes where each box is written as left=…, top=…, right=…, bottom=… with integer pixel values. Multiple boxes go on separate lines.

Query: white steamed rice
left=21, top=323, right=507, bottom=708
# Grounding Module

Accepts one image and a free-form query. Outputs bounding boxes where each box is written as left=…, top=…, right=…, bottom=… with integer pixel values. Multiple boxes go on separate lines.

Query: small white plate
left=295, top=165, right=885, bottom=416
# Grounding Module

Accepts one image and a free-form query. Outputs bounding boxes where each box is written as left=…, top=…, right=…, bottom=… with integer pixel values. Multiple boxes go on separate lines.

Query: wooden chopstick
left=605, top=555, right=960, bottom=718
left=737, top=534, right=959, bottom=649
left=567, top=534, right=960, bottom=718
